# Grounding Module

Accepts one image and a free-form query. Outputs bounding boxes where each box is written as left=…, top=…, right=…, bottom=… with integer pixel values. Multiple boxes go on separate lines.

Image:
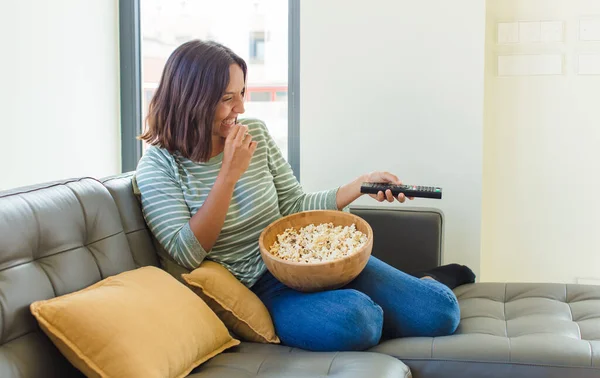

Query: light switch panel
left=580, top=19, right=600, bottom=41
left=578, top=54, right=600, bottom=75
left=540, top=21, right=564, bottom=42
left=519, top=21, right=541, bottom=43
left=498, top=55, right=563, bottom=76
left=498, top=22, right=519, bottom=44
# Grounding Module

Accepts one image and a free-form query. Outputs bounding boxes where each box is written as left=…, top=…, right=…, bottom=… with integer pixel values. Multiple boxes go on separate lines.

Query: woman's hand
left=335, top=171, right=414, bottom=210
left=363, top=171, right=415, bottom=203
left=191, top=123, right=256, bottom=253
left=221, top=124, right=258, bottom=184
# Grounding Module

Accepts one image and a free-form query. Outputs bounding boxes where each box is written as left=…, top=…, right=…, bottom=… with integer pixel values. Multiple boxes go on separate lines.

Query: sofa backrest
left=0, top=173, right=159, bottom=377
left=101, top=173, right=161, bottom=269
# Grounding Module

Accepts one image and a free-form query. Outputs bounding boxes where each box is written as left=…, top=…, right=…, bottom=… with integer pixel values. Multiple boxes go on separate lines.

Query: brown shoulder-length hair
left=140, top=40, right=247, bottom=162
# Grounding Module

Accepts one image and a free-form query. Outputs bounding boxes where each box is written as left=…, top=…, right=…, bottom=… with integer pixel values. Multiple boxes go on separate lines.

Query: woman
left=134, top=40, right=473, bottom=352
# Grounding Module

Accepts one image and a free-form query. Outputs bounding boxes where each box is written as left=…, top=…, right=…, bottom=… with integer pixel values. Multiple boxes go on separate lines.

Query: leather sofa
left=0, top=172, right=599, bottom=378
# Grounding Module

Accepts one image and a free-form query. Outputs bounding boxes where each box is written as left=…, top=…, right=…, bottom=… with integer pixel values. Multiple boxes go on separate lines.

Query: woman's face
left=213, top=64, right=246, bottom=139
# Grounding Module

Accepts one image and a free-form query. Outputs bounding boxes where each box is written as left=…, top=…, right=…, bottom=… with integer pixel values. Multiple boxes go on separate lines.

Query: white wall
left=0, top=0, right=121, bottom=190
left=300, top=0, right=487, bottom=275
left=482, top=0, right=600, bottom=283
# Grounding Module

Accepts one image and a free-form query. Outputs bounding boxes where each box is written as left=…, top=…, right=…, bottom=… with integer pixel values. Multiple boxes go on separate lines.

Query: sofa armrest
left=349, top=206, right=443, bottom=274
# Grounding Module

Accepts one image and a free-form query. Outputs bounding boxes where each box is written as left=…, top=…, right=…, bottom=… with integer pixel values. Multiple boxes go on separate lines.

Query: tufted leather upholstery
left=0, top=177, right=150, bottom=377
left=101, top=173, right=160, bottom=269
left=349, top=206, right=442, bottom=275
left=371, top=282, right=600, bottom=378
left=0, top=174, right=411, bottom=378
left=190, top=350, right=411, bottom=378
left=3, top=172, right=600, bottom=378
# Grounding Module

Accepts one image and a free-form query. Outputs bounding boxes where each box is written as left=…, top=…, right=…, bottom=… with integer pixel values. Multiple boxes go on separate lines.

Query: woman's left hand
left=363, top=171, right=415, bottom=203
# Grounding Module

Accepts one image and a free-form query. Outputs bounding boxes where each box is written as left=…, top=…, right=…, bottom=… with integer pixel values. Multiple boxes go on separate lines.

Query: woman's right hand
left=221, top=124, right=258, bottom=183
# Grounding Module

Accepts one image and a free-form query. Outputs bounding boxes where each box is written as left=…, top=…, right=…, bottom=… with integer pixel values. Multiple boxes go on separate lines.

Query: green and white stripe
left=133, top=118, right=338, bottom=287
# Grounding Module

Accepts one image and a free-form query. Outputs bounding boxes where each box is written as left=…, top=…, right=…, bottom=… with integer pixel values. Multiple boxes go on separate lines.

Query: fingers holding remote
left=372, top=189, right=397, bottom=203
left=385, top=189, right=395, bottom=202
left=362, top=181, right=417, bottom=203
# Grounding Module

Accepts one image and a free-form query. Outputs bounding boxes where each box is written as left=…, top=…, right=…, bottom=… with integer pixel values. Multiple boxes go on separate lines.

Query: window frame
left=118, top=0, right=301, bottom=181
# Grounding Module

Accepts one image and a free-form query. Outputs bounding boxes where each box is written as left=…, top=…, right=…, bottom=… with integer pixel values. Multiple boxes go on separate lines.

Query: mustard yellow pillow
left=182, top=261, right=280, bottom=344
left=30, top=266, right=239, bottom=378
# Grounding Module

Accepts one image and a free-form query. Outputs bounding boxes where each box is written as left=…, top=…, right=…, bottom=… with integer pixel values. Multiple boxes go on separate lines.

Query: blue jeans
left=251, top=256, right=460, bottom=351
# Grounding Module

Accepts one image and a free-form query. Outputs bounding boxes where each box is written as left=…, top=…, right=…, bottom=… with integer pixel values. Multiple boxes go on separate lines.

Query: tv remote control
left=360, top=182, right=443, bottom=199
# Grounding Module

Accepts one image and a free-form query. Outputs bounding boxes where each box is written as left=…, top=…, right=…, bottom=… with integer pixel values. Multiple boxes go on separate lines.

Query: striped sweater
left=133, top=118, right=339, bottom=287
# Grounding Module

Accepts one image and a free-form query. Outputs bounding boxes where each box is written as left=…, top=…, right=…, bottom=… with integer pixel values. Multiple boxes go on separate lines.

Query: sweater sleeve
left=259, top=121, right=339, bottom=216
left=132, top=149, right=207, bottom=270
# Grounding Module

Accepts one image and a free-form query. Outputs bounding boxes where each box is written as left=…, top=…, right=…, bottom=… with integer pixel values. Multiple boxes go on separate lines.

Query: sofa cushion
left=30, top=266, right=239, bottom=378
left=182, top=261, right=280, bottom=344
left=189, top=348, right=411, bottom=378
left=370, top=282, right=600, bottom=378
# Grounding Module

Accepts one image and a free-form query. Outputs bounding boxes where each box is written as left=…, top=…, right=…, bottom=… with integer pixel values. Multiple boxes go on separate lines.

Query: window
left=139, top=0, right=289, bottom=159
left=249, top=31, right=265, bottom=64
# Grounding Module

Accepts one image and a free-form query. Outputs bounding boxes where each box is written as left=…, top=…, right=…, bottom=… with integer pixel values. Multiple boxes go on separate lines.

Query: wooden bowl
left=258, top=210, right=373, bottom=292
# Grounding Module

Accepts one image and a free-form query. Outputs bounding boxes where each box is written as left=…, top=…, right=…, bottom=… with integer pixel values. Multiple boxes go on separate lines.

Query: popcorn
left=268, top=222, right=368, bottom=263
